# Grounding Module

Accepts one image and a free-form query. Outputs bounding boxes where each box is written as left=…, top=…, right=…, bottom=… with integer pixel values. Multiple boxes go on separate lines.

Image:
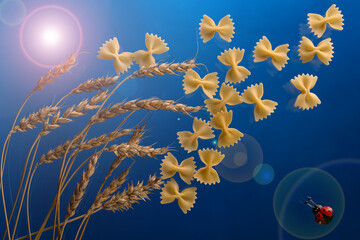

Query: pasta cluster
left=241, top=83, right=278, bottom=122
left=182, top=69, right=219, bottom=98
left=177, top=118, right=214, bottom=153
left=194, top=149, right=225, bottom=185
left=253, top=36, right=290, bottom=71
left=307, top=4, right=344, bottom=38
left=298, top=37, right=334, bottom=65
left=199, top=14, right=235, bottom=43
left=291, top=74, right=321, bottom=110
left=160, top=153, right=196, bottom=185
left=138, top=5, right=344, bottom=214
left=97, top=33, right=169, bottom=75
left=160, top=178, right=197, bottom=214
left=210, top=110, right=243, bottom=148
left=217, top=48, right=251, bottom=83
left=204, top=83, right=243, bottom=115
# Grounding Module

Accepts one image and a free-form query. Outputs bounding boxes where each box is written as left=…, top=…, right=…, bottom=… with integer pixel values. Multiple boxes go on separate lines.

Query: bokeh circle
left=19, top=5, right=82, bottom=68
left=216, top=133, right=263, bottom=183
left=273, top=168, right=345, bottom=239
left=253, top=163, right=275, bottom=185
left=0, top=0, right=26, bottom=26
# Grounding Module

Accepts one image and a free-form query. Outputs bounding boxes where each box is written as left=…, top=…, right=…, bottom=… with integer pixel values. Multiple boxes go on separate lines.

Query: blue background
left=0, top=0, right=359, bottom=239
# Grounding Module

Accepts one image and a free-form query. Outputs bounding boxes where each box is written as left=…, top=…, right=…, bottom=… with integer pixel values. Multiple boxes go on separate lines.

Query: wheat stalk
left=11, top=106, right=60, bottom=133
left=108, top=143, right=169, bottom=158
left=91, top=99, right=201, bottom=124
left=92, top=164, right=131, bottom=210
left=65, top=152, right=100, bottom=220
left=33, top=54, right=77, bottom=92
left=31, top=60, right=200, bottom=240
left=39, top=128, right=133, bottom=164
left=103, top=174, right=163, bottom=212
left=130, top=60, right=196, bottom=78
left=70, top=76, right=119, bottom=94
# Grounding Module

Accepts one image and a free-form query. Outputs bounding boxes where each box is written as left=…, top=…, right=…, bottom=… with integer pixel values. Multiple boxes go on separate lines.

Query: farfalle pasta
left=183, top=69, right=219, bottom=98
left=209, top=110, right=243, bottom=148
left=133, top=33, right=169, bottom=67
left=253, top=36, right=289, bottom=71
left=308, top=4, right=344, bottom=38
left=97, top=37, right=133, bottom=75
left=204, top=83, right=242, bottom=115
left=199, top=14, right=235, bottom=43
left=160, top=178, right=197, bottom=214
left=160, top=153, right=196, bottom=185
left=177, top=117, right=215, bottom=153
left=217, top=48, right=251, bottom=83
left=194, top=149, right=225, bottom=185
left=291, top=74, right=321, bottom=110
left=298, top=37, right=334, bottom=65
left=241, top=83, right=278, bottom=121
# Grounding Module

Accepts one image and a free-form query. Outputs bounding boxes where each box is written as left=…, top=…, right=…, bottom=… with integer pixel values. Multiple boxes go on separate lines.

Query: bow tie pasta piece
left=308, top=4, right=344, bottom=38
left=183, top=69, right=219, bottom=98
left=177, top=118, right=215, bottom=153
left=298, top=37, right=334, bottom=65
left=209, top=110, right=243, bottom=148
left=218, top=48, right=251, bottom=83
left=160, top=178, right=197, bottom=214
left=97, top=37, right=133, bottom=75
left=253, top=36, right=289, bottom=71
left=194, top=148, right=225, bottom=185
left=291, top=74, right=321, bottom=110
left=241, top=83, right=278, bottom=121
left=199, top=14, right=235, bottom=43
left=160, top=153, right=196, bottom=185
left=133, top=33, right=169, bottom=67
left=204, top=83, right=243, bottom=115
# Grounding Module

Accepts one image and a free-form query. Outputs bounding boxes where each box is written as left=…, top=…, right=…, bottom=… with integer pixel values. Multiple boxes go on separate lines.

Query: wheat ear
left=33, top=54, right=77, bottom=92
left=58, top=152, right=101, bottom=239
left=56, top=60, right=198, bottom=240
left=130, top=60, right=196, bottom=78
left=1, top=54, right=78, bottom=240
left=70, top=76, right=119, bottom=94
left=103, top=174, right=163, bottom=211
left=91, top=99, right=201, bottom=124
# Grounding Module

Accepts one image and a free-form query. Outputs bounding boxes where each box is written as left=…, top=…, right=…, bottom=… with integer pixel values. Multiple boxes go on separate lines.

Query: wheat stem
left=15, top=208, right=102, bottom=240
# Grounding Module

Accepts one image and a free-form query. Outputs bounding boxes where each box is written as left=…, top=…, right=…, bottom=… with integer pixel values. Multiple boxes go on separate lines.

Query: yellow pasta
left=241, top=83, right=278, bottom=121
left=291, top=74, right=321, bottom=110
left=204, top=83, right=242, bottom=115
left=160, top=178, right=197, bottom=214
left=183, top=69, right=219, bottom=98
left=253, top=36, right=289, bottom=71
left=217, top=48, right=251, bottom=83
left=308, top=4, right=344, bottom=38
left=133, top=33, right=169, bottom=67
left=298, top=36, right=334, bottom=65
left=199, top=14, right=235, bottom=43
left=209, top=110, right=243, bottom=148
left=160, top=153, right=196, bottom=185
left=97, top=37, right=133, bottom=75
left=177, top=117, right=215, bottom=153
left=194, top=148, right=225, bottom=185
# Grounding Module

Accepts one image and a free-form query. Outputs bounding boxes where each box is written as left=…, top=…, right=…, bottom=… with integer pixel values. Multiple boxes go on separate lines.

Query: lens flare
left=0, top=0, right=26, bottom=26
left=19, top=5, right=83, bottom=68
left=42, top=27, right=61, bottom=47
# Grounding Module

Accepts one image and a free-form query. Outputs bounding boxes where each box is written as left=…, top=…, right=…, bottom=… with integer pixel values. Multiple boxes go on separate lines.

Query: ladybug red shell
left=315, top=206, right=333, bottom=225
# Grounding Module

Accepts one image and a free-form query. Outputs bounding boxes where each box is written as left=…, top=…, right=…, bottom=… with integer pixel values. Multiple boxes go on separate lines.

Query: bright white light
left=42, top=27, right=60, bottom=47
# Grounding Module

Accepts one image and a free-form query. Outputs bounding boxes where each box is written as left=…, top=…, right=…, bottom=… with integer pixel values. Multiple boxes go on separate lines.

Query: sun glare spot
left=42, top=28, right=60, bottom=47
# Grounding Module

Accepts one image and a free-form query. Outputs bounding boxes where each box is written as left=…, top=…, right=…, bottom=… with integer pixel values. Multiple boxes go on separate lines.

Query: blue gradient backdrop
left=0, top=0, right=359, bottom=239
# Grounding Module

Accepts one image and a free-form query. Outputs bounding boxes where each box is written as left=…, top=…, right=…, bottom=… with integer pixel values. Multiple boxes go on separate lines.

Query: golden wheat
left=103, top=174, right=163, bottom=212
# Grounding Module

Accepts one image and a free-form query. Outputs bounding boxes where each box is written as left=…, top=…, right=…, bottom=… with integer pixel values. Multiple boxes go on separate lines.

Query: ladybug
left=305, top=196, right=333, bottom=225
